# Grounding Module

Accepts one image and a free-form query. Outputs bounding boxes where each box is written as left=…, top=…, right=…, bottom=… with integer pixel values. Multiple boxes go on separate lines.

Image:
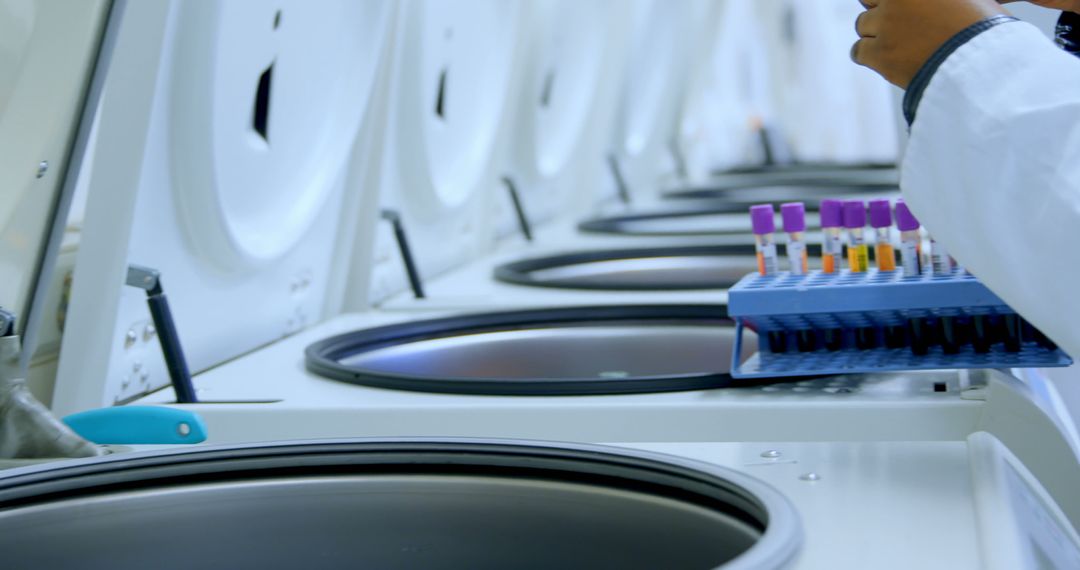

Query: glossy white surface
left=53, top=0, right=396, bottom=413
left=0, top=0, right=107, bottom=331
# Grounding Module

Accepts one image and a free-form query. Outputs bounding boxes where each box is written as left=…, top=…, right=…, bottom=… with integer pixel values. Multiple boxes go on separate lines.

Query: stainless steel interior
left=524, top=255, right=757, bottom=289
left=0, top=440, right=802, bottom=569
left=342, top=323, right=756, bottom=379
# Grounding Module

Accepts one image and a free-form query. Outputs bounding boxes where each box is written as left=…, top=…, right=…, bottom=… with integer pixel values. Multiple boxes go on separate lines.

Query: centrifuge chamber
left=306, top=305, right=755, bottom=395
left=0, top=439, right=802, bottom=570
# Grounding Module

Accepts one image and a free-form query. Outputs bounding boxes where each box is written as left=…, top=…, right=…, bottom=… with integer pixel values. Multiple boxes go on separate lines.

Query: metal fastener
left=124, top=329, right=138, bottom=347
left=36, top=161, right=48, bottom=178
left=177, top=422, right=191, bottom=436
left=799, top=472, right=821, bottom=482
left=760, top=450, right=782, bottom=459
left=143, top=323, right=156, bottom=340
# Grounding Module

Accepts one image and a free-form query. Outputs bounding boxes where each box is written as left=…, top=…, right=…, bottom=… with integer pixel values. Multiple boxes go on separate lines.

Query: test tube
left=751, top=204, right=788, bottom=354
left=750, top=204, right=780, bottom=277
left=844, top=200, right=870, bottom=273
left=819, top=199, right=844, bottom=274
left=927, top=235, right=961, bottom=352
left=781, top=202, right=808, bottom=276
left=894, top=200, right=922, bottom=278
left=868, top=199, right=896, bottom=272
left=844, top=200, right=878, bottom=348
left=930, top=235, right=954, bottom=275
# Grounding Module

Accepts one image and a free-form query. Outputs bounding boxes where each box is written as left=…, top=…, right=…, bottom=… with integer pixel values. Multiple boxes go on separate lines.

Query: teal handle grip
left=63, top=406, right=208, bottom=445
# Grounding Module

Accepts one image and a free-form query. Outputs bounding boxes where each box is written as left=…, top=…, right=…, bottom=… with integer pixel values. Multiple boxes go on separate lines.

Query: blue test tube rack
left=728, top=269, right=1073, bottom=379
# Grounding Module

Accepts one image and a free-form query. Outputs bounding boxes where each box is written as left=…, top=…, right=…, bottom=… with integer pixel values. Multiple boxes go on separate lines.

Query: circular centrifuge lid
left=0, top=439, right=802, bottom=570
left=394, top=0, right=520, bottom=213
left=494, top=245, right=758, bottom=290
left=519, top=1, right=610, bottom=179
left=616, top=0, right=692, bottom=159
left=306, top=305, right=758, bottom=395
left=0, top=0, right=108, bottom=334
left=168, top=0, right=391, bottom=266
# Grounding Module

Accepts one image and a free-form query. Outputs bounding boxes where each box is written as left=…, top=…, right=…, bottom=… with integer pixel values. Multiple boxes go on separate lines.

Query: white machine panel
left=367, top=0, right=524, bottom=304
left=612, top=0, right=713, bottom=202
left=53, top=0, right=395, bottom=414
left=492, top=0, right=624, bottom=232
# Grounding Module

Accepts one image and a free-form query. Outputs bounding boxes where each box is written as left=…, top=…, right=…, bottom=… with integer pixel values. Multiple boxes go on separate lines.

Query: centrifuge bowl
left=305, top=305, right=756, bottom=395
left=0, top=439, right=802, bottom=570
left=494, top=245, right=758, bottom=290
left=576, top=209, right=823, bottom=240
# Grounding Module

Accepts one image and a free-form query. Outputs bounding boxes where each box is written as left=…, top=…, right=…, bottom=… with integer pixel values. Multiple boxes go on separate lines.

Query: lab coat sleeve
left=902, top=20, right=1080, bottom=357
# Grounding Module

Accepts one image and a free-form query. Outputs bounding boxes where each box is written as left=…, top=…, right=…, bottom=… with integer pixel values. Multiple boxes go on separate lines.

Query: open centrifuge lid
left=0, top=439, right=802, bottom=570
left=367, top=1, right=523, bottom=301
left=614, top=0, right=703, bottom=162
left=306, top=305, right=757, bottom=395
left=493, top=245, right=757, bottom=291
left=510, top=1, right=612, bottom=183
left=0, top=0, right=113, bottom=370
left=53, top=0, right=396, bottom=412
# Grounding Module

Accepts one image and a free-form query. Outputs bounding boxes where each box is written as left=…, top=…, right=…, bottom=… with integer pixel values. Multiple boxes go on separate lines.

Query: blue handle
left=63, top=406, right=208, bottom=445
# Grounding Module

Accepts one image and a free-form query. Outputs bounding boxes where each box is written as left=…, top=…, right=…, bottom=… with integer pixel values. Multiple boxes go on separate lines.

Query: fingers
left=850, top=36, right=880, bottom=67
left=855, top=8, right=881, bottom=38
left=859, top=0, right=879, bottom=7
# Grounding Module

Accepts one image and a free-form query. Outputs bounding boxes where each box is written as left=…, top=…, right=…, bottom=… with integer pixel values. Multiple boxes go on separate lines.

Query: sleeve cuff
left=902, top=15, right=1020, bottom=125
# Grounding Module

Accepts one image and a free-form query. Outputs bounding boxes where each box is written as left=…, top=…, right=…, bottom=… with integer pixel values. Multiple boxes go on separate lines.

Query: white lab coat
left=902, top=21, right=1080, bottom=357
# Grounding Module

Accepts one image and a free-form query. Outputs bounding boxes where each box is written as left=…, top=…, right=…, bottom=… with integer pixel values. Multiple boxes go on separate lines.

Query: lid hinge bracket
left=125, top=265, right=197, bottom=403
left=501, top=176, right=533, bottom=242
left=607, top=153, right=632, bottom=205
left=380, top=210, right=425, bottom=300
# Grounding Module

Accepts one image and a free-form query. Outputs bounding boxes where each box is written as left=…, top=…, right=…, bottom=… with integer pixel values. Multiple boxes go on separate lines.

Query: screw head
left=124, top=329, right=138, bottom=347
left=799, top=472, right=821, bottom=482
left=35, top=161, right=48, bottom=178
left=177, top=422, right=191, bottom=437
left=143, top=323, right=157, bottom=340
left=760, top=450, right=782, bottom=459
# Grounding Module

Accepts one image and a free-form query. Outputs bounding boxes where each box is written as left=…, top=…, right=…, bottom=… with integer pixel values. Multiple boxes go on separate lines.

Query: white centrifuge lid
left=0, top=0, right=110, bottom=361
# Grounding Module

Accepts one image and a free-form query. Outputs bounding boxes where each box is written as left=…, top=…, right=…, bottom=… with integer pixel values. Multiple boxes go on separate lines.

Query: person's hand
left=999, top=1, right=1080, bottom=12
left=853, top=0, right=1009, bottom=88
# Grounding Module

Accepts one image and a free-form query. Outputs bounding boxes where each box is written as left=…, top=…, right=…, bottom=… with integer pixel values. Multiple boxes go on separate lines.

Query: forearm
left=902, top=21, right=1080, bottom=354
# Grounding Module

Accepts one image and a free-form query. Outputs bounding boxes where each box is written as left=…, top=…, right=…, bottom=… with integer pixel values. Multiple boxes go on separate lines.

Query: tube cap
left=843, top=200, right=866, bottom=229
left=820, top=199, right=843, bottom=228
left=780, top=202, right=806, bottom=233
left=895, top=199, right=921, bottom=231
left=868, top=199, right=893, bottom=229
left=750, top=204, right=776, bottom=235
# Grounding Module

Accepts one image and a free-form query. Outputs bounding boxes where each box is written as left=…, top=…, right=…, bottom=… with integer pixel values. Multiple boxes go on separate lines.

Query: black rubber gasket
left=712, top=162, right=896, bottom=176
left=305, top=305, right=751, bottom=395
left=493, top=245, right=756, bottom=291
left=577, top=205, right=752, bottom=238
left=0, top=440, right=769, bottom=535
left=664, top=183, right=899, bottom=202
